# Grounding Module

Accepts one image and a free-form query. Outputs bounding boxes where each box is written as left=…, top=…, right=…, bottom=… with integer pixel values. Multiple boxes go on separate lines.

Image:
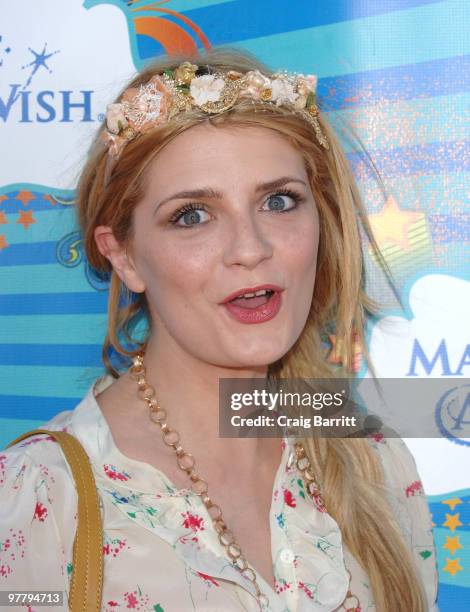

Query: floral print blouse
left=0, top=375, right=439, bottom=611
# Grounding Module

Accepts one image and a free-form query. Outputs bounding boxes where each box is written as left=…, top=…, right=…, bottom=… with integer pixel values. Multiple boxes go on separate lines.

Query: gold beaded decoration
left=300, top=105, right=330, bottom=150
left=103, top=62, right=330, bottom=165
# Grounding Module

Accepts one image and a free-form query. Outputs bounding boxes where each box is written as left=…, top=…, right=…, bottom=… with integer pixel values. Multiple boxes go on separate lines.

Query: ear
left=93, top=225, right=146, bottom=293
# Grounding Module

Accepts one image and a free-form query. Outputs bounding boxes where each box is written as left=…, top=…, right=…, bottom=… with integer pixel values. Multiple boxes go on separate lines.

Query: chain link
left=130, top=351, right=359, bottom=612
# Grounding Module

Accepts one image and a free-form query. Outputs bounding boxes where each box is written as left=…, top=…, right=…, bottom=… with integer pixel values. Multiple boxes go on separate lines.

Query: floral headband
left=102, top=61, right=329, bottom=160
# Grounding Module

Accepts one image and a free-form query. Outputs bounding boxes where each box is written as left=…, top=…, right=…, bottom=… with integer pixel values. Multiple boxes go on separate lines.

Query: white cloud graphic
left=362, top=274, right=470, bottom=494
left=1, top=0, right=137, bottom=188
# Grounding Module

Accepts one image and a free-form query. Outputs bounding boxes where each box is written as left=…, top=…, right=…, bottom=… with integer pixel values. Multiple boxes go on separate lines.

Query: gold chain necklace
left=129, top=352, right=360, bottom=611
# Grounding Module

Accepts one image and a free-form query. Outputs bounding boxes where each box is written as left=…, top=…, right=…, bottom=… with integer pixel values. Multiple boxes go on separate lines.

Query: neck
left=122, top=333, right=279, bottom=469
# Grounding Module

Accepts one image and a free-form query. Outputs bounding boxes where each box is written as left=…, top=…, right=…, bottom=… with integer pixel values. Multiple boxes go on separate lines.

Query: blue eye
left=263, top=191, right=301, bottom=213
left=169, top=203, right=210, bottom=228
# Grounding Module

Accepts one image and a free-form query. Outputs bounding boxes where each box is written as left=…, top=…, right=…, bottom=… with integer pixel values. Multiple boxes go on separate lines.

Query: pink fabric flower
left=181, top=511, right=205, bottom=532
left=103, top=464, right=131, bottom=482
left=105, top=103, right=128, bottom=134
left=405, top=480, right=424, bottom=497
left=122, top=76, right=172, bottom=132
left=33, top=502, right=48, bottom=522
left=284, top=489, right=296, bottom=507
left=100, top=131, right=127, bottom=160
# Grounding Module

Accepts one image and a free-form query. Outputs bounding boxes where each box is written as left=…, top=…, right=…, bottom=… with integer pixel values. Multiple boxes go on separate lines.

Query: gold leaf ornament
left=173, top=61, right=198, bottom=85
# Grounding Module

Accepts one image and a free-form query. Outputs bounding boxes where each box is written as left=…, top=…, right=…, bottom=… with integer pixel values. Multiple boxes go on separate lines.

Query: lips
left=219, top=284, right=284, bottom=325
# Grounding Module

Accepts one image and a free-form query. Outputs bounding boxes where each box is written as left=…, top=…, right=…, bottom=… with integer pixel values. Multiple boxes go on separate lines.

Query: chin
left=229, top=344, right=288, bottom=369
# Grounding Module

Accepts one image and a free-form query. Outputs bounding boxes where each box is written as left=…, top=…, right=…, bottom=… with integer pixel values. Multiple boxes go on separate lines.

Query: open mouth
left=229, top=289, right=275, bottom=309
left=222, top=289, right=282, bottom=324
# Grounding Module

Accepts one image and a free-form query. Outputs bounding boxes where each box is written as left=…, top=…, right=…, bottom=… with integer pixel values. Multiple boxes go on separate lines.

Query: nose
left=222, top=212, right=273, bottom=270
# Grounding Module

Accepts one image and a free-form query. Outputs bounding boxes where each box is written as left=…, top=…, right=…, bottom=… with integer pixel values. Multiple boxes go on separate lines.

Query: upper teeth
left=240, top=289, right=271, bottom=298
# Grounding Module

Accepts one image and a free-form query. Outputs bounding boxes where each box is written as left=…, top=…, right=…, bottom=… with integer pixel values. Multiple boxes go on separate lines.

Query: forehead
left=144, top=123, right=307, bottom=189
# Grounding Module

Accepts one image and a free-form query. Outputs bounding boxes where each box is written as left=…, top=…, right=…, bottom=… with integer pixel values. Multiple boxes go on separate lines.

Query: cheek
left=282, top=215, right=320, bottom=272
left=138, top=233, right=215, bottom=301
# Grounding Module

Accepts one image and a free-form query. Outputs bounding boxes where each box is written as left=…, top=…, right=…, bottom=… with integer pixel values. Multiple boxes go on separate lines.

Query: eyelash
left=168, top=189, right=305, bottom=228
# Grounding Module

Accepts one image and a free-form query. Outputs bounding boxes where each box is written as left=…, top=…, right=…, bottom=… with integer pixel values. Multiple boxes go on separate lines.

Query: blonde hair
left=76, top=47, right=427, bottom=611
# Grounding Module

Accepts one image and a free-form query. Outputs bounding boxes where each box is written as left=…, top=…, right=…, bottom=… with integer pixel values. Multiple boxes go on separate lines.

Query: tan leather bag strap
left=6, top=429, right=103, bottom=612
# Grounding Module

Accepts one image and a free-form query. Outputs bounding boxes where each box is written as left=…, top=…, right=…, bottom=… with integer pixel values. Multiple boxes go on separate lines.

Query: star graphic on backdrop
left=442, top=498, right=463, bottom=511
left=443, top=558, right=463, bottom=576
left=17, top=209, right=36, bottom=230
left=0, top=194, right=8, bottom=205
left=15, top=190, right=34, bottom=206
left=443, top=536, right=463, bottom=556
left=0, top=235, right=8, bottom=250
left=442, top=513, right=463, bottom=532
left=21, top=43, right=60, bottom=89
left=367, top=196, right=423, bottom=251
left=0, top=211, right=7, bottom=225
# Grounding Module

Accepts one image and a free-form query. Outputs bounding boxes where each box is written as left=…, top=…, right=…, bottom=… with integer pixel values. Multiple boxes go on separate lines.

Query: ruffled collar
left=68, top=374, right=350, bottom=611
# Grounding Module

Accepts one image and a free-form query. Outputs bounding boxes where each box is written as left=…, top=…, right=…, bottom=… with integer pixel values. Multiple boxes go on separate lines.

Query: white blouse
left=0, top=374, right=439, bottom=611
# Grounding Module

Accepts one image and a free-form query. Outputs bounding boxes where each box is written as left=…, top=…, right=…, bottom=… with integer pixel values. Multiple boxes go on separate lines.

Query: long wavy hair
left=76, top=47, right=427, bottom=611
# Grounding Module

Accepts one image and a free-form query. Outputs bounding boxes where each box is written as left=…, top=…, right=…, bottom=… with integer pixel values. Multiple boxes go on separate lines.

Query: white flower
left=106, top=103, right=128, bottom=134
left=270, top=78, right=298, bottom=106
left=190, top=75, right=225, bottom=106
left=297, top=74, right=318, bottom=96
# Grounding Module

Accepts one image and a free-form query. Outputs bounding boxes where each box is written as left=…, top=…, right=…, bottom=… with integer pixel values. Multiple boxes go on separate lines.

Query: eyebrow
left=153, top=176, right=308, bottom=214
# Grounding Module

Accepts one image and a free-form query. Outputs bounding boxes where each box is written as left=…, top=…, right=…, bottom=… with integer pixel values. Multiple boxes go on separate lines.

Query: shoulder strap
left=6, top=429, right=103, bottom=612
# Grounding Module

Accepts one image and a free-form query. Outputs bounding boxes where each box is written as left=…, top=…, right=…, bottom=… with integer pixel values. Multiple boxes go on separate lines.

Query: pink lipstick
left=220, top=284, right=283, bottom=324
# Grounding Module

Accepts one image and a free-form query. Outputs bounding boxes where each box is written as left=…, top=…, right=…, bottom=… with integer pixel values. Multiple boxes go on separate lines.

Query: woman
left=0, top=48, right=438, bottom=611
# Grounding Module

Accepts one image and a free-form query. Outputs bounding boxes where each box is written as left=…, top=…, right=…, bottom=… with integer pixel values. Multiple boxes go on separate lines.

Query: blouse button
left=279, top=548, right=295, bottom=563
